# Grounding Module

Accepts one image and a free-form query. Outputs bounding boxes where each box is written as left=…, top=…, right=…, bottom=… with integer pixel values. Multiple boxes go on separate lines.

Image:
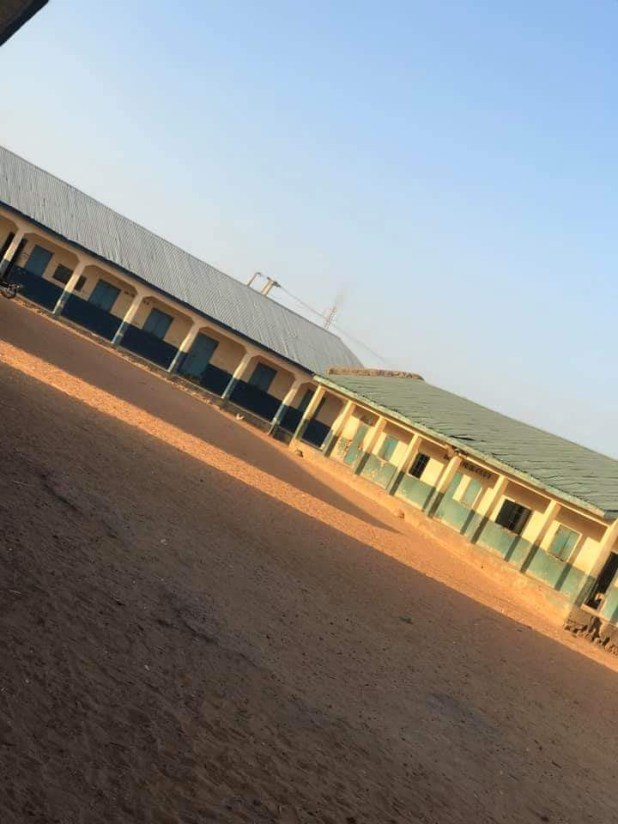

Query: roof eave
left=0, top=200, right=327, bottom=376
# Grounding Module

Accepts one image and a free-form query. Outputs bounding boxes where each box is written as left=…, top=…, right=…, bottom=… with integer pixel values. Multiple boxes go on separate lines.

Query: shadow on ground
left=0, top=299, right=391, bottom=531
left=1, top=357, right=617, bottom=824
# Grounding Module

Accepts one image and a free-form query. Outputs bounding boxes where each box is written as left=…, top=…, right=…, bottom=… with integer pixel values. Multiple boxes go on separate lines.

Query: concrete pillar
left=322, top=399, right=354, bottom=456
left=425, top=453, right=463, bottom=516
left=527, top=500, right=560, bottom=550
left=385, top=432, right=422, bottom=495
left=0, top=228, right=26, bottom=276
left=221, top=351, right=255, bottom=401
left=354, top=416, right=387, bottom=475
left=267, top=378, right=305, bottom=435
left=53, top=260, right=87, bottom=316
left=467, top=474, right=508, bottom=542
left=112, top=292, right=144, bottom=346
left=291, top=385, right=326, bottom=444
left=168, top=323, right=200, bottom=374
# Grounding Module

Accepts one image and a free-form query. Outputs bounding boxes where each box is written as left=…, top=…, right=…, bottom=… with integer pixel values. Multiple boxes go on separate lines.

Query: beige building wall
left=539, top=507, right=605, bottom=575
left=0, top=215, right=18, bottom=246
left=492, top=482, right=549, bottom=543
left=130, top=297, right=192, bottom=348
left=340, top=408, right=378, bottom=441
left=451, top=461, right=498, bottom=506
left=413, top=440, right=449, bottom=486
left=194, top=326, right=245, bottom=374
left=315, top=393, right=344, bottom=427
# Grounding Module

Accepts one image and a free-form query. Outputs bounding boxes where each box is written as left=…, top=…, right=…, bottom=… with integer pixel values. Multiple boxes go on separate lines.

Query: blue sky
left=2, top=1, right=617, bottom=454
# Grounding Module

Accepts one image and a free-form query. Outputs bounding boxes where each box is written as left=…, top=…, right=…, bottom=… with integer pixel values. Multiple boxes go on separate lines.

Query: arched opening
left=9, top=231, right=80, bottom=311
left=175, top=325, right=246, bottom=396
left=60, top=264, right=138, bottom=341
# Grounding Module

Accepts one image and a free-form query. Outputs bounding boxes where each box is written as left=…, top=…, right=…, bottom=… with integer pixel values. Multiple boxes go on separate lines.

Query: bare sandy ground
left=1, top=299, right=617, bottom=824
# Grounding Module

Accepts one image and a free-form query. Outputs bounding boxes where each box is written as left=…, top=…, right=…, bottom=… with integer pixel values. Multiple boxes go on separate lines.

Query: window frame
left=460, top=478, right=483, bottom=508
left=379, top=435, right=398, bottom=463
left=495, top=499, right=531, bottom=535
left=548, top=525, right=580, bottom=562
left=52, top=264, right=73, bottom=286
left=409, top=453, right=430, bottom=479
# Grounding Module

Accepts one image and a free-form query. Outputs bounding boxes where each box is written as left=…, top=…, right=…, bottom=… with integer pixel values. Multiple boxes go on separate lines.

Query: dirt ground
left=1, top=300, right=617, bottom=824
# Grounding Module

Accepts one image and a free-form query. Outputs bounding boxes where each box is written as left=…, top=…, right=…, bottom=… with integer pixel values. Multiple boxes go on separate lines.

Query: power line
left=278, top=285, right=395, bottom=368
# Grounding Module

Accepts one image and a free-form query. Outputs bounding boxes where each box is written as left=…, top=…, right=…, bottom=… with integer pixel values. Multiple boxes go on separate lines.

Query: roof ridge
left=417, top=378, right=617, bottom=463
left=0, top=143, right=350, bottom=345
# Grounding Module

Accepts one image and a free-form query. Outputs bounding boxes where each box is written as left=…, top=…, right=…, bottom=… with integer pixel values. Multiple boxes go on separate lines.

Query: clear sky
left=2, top=1, right=617, bottom=455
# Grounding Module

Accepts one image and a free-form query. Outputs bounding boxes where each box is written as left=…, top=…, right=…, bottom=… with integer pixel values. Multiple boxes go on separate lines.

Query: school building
left=0, top=145, right=361, bottom=437
left=2, top=145, right=617, bottom=644
left=289, top=370, right=618, bottom=640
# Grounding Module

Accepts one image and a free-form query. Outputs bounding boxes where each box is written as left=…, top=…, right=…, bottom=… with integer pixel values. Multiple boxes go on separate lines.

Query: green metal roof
left=318, top=373, right=618, bottom=520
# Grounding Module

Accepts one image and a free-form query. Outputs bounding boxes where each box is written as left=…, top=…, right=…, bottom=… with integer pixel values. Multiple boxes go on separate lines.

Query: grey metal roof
left=319, top=373, right=618, bottom=519
left=0, top=146, right=362, bottom=375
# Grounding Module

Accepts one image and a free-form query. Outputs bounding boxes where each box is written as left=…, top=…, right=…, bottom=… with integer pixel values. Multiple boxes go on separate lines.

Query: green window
left=379, top=435, right=398, bottom=462
left=143, top=307, right=173, bottom=340
left=461, top=478, right=483, bottom=508
left=548, top=526, right=579, bottom=562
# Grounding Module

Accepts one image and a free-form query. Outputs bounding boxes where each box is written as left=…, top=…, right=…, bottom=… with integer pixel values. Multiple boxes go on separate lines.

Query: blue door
left=89, top=280, right=120, bottom=312
left=181, top=333, right=219, bottom=379
left=25, top=245, right=53, bottom=277
left=248, top=363, right=277, bottom=392
left=143, top=308, right=173, bottom=339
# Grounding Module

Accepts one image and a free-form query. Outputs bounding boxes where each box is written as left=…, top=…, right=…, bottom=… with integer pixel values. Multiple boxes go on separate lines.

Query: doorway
left=343, top=422, right=369, bottom=467
left=179, top=333, right=219, bottom=380
left=585, top=552, right=618, bottom=611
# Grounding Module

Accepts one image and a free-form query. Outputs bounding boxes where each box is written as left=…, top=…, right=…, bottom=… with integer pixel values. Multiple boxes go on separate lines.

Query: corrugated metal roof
left=319, top=373, right=618, bottom=518
left=0, top=146, right=362, bottom=375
